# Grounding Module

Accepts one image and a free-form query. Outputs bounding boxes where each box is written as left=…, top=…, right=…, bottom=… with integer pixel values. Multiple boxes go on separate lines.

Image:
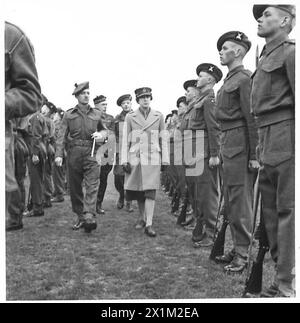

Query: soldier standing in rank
left=113, top=94, right=134, bottom=212
left=121, top=87, right=169, bottom=237
left=51, top=108, right=66, bottom=203
left=93, top=95, right=115, bottom=215
left=181, top=65, right=221, bottom=248
left=251, top=5, right=295, bottom=297
left=173, top=96, right=192, bottom=225
left=26, top=107, right=48, bottom=217
left=5, top=21, right=42, bottom=231
left=215, top=31, right=259, bottom=272
left=55, top=82, right=107, bottom=233
left=40, top=98, right=56, bottom=208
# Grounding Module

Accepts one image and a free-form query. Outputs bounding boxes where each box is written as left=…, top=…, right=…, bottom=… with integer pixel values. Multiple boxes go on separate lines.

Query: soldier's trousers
left=97, top=163, right=113, bottom=207
left=114, top=175, right=125, bottom=200
left=28, top=158, right=44, bottom=213
left=174, top=165, right=187, bottom=197
left=185, top=158, right=218, bottom=239
left=7, top=146, right=25, bottom=226
left=258, top=120, right=295, bottom=295
left=68, top=146, right=100, bottom=216
left=221, top=127, right=254, bottom=258
left=44, top=157, right=54, bottom=203
left=53, top=161, right=66, bottom=199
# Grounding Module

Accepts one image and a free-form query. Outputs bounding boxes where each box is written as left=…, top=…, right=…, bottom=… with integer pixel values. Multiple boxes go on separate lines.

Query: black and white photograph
left=2, top=0, right=298, bottom=304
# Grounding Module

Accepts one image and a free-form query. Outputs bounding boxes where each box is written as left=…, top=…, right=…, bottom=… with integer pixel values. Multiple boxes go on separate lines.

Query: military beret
left=117, top=94, right=132, bottom=106
left=217, top=31, right=252, bottom=52
left=176, top=96, right=187, bottom=108
left=183, top=80, right=198, bottom=90
left=196, top=63, right=223, bottom=83
left=72, top=81, right=89, bottom=96
left=93, top=95, right=107, bottom=104
left=253, top=5, right=296, bottom=20
left=46, top=101, right=57, bottom=114
left=135, top=87, right=152, bottom=99
left=56, top=107, right=65, bottom=119
left=165, top=114, right=173, bottom=123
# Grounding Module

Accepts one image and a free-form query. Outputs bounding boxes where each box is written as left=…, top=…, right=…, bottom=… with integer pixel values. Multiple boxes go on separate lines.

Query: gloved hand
left=122, top=162, right=132, bottom=174
left=55, top=157, right=63, bottom=167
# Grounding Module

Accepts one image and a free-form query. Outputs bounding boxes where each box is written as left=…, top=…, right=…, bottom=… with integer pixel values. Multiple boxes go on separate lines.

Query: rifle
left=176, top=191, right=188, bottom=225
left=209, top=167, right=227, bottom=260
left=243, top=198, right=269, bottom=297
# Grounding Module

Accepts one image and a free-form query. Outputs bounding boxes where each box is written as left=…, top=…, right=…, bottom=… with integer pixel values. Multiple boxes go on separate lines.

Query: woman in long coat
left=121, top=87, right=169, bottom=237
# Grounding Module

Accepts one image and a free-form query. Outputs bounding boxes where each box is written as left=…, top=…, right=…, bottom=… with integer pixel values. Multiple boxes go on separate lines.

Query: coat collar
left=71, top=104, right=93, bottom=114
left=131, top=108, right=160, bottom=129
left=264, top=33, right=289, bottom=56
left=225, top=65, right=244, bottom=81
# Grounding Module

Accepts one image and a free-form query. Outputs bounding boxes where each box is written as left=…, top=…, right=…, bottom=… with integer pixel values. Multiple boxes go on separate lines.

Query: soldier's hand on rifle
left=248, top=160, right=260, bottom=171
left=91, top=130, right=107, bottom=143
left=32, top=154, right=39, bottom=165
left=55, top=157, right=63, bottom=167
left=209, top=156, right=220, bottom=168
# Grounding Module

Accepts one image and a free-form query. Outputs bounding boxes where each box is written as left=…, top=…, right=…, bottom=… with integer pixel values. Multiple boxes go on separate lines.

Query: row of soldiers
left=161, top=5, right=295, bottom=298
left=5, top=4, right=295, bottom=298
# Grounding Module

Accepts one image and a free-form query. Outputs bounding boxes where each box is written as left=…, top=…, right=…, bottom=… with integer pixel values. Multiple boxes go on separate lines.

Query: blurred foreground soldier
left=251, top=5, right=295, bottom=297
left=55, top=82, right=107, bottom=233
left=121, top=87, right=169, bottom=237
left=114, top=94, right=134, bottom=212
left=215, top=31, right=259, bottom=273
left=94, top=95, right=115, bottom=215
left=51, top=108, right=66, bottom=203
left=41, top=99, right=56, bottom=208
left=181, top=69, right=221, bottom=248
left=5, top=21, right=42, bottom=231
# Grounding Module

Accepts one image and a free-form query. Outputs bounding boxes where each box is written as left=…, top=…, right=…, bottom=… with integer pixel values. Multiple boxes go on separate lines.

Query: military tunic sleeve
left=5, top=26, right=42, bottom=120
left=203, top=98, right=220, bottom=158
left=285, top=45, right=295, bottom=98
left=239, top=76, right=258, bottom=160
left=55, top=113, right=69, bottom=158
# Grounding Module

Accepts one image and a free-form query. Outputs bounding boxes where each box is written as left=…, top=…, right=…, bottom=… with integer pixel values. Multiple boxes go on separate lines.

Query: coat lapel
left=141, top=109, right=160, bottom=132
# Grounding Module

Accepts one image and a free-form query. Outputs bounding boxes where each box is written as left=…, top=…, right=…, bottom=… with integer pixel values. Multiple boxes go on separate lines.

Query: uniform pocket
left=262, top=120, right=294, bottom=166
left=222, top=145, right=244, bottom=159
left=260, top=59, right=284, bottom=96
left=224, top=82, right=239, bottom=111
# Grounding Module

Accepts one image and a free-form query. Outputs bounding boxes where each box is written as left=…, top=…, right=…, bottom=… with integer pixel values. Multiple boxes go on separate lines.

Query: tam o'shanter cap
left=253, top=5, right=296, bottom=20
left=183, top=80, right=197, bottom=90
left=217, top=31, right=252, bottom=52
left=176, top=96, right=187, bottom=108
left=196, top=63, right=223, bottom=83
left=93, top=95, right=107, bottom=104
left=72, top=81, right=89, bottom=95
left=117, top=94, right=132, bottom=106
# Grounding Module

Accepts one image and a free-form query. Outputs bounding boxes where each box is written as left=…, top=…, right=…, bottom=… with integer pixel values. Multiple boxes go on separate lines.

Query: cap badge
left=236, top=32, right=243, bottom=40
left=209, top=66, right=214, bottom=72
left=143, top=88, right=147, bottom=93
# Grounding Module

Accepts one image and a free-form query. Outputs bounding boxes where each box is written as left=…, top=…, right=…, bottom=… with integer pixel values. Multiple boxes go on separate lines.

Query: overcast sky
left=4, top=0, right=295, bottom=117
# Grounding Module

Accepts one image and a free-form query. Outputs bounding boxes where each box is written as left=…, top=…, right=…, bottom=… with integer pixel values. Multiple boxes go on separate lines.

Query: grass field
left=6, top=174, right=274, bottom=300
